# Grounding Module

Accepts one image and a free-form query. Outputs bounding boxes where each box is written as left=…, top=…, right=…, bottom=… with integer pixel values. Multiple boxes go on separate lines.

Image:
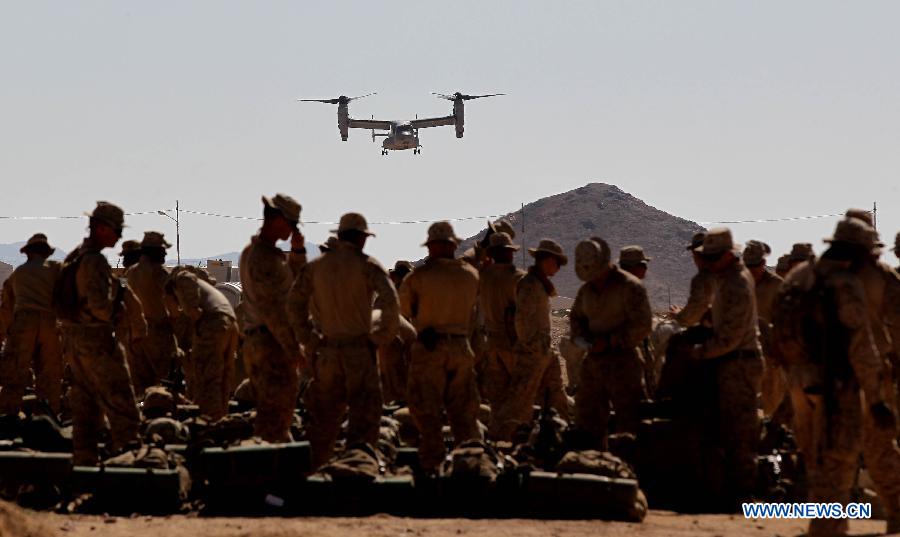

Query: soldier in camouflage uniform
left=776, top=217, right=899, bottom=536
left=64, top=202, right=143, bottom=465
left=399, top=222, right=481, bottom=473
left=165, top=268, right=238, bottom=420
left=843, top=209, right=900, bottom=531
left=240, top=194, right=306, bottom=442
left=742, top=240, right=786, bottom=418
left=0, top=234, right=63, bottom=417
left=119, top=240, right=142, bottom=269
left=570, top=238, right=652, bottom=449
left=671, top=232, right=714, bottom=328
left=774, top=254, right=791, bottom=279
left=116, top=240, right=147, bottom=396
left=491, top=239, right=570, bottom=440
left=289, top=213, right=399, bottom=468
left=689, top=228, right=763, bottom=506
left=379, top=260, right=415, bottom=403
left=619, top=245, right=661, bottom=396
left=478, top=232, right=525, bottom=413
left=127, top=232, right=181, bottom=392
left=788, top=242, right=815, bottom=272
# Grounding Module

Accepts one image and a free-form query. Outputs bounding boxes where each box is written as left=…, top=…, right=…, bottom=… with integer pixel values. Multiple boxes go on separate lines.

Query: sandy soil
left=3, top=506, right=886, bottom=537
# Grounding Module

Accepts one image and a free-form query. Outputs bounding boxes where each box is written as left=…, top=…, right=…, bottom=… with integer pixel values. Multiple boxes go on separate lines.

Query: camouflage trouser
left=378, top=338, right=410, bottom=404
left=407, top=337, right=481, bottom=472
left=481, top=345, right=516, bottom=407
left=791, top=379, right=859, bottom=537
left=490, top=347, right=569, bottom=441
left=575, top=350, right=645, bottom=450
left=861, top=371, right=900, bottom=526
left=244, top=329, right=299, bottom=443
left=185, top=314, right=237, bottom=421
left=715, top=353, right=763, bottom=503
left=307, top=339, right=383, bottom=469
left=0, top=310, right=63, bottom=415
left=66, top=325, right=141, bottom=465
left=131, top=321, right=181, bottom=393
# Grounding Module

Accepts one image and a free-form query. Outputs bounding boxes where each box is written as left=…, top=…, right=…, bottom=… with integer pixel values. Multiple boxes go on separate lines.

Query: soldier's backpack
left=52, top=253, right=83, bottom=322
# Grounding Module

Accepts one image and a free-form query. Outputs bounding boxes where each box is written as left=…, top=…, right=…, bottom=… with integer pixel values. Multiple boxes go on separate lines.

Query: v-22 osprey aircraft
left=298, top=92, right=503, bottom=155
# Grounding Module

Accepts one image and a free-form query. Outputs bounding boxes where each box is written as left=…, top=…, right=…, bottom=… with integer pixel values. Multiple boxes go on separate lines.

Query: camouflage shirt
left=699, top=259, right=760, bottom=359
left=755, top=269, right=783, bottom=323
left=478, top=263, right=525, bottom=346
left=399, top=257, right=479, bottom=336
left=675, top=269, right=714, bottom=327
left=4, top=258, right=61, bottom=314
left=857, top=260, right=900, bottom=358
left=126, top=258, right=170, bottom=324
left=514, top=268, right=555, bottom=355
left=570, top=265, right=652, bottom=352
left=288, top=241, right=399, bottom=346
left=172, top=271, right=235, bottom=323
left=239, top=234, right=305, bottom=354
left=781, top=258, right=886, bottom=405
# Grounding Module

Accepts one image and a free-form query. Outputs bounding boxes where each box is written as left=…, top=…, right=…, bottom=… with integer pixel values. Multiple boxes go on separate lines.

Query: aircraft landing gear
left=413, top=148, right=420, bottom=155
left=381, top=149, right=388, bottom=156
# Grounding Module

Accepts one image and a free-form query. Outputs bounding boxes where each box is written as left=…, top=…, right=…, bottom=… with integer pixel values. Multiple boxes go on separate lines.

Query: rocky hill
left=456, top=183, right=705, bottom=311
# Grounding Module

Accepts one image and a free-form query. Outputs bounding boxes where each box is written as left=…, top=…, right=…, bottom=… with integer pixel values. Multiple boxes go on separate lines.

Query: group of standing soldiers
left=1, top=195, right=900, bottom=536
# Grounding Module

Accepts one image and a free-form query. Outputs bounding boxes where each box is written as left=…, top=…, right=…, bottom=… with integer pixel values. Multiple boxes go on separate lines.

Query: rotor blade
left=461, top=93, right=506, bottom=100
left=297, top=98, right=340, bottom=104
left=431, top=92, right=456, bottom=100
left=348, top=92, right=377, bottom=101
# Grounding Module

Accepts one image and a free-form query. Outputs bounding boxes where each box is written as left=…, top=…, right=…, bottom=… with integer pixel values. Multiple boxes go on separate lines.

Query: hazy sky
left=2, top=1, right=899, bottom=268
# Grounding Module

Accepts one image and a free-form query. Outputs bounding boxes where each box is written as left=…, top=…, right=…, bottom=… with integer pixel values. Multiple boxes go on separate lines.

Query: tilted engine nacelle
left=454, top=99, right=465, bottom=139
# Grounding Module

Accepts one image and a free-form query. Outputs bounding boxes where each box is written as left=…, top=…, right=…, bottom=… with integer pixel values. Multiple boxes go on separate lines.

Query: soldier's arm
left=286, top=264, right=316, bottom=347
left=616, top=281, right=653, bottom=349
left=370, top=263, right=400, bottom=345
left=249, top=260, right=299, bottom=356
left=837, top=276, right=886, bottom=404
left=122, top=285, right=148, bottom=340
left=287, top=251, right=307, bottom=279
left=700, top=279, right=753, bottom=359
left=174, top=273, right=203, bottom=323
left=77, top=255, right=116, bottom=323
left=514, top=278, right=544, bottom=354
left=881, top=267, right=900, bottom=359
left=569, top=288, right=591, bottom=344
left=675, top=271, right=712, bottom=326
left=0, top=278, right=14, bottom=336
left=398, top=273, right=416, bottom=322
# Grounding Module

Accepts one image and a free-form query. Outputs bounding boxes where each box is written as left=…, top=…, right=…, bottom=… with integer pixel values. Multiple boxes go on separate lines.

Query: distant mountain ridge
left=455, top=183, right=705, bottom=310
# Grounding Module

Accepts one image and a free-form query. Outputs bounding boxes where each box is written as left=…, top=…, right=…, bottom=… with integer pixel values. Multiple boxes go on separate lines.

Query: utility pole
left=176, top=199, right=181, bottom=265
left=521, top=202, right=526, bottom=267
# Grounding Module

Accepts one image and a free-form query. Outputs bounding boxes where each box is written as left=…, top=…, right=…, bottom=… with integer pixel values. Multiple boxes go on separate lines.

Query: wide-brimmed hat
left=575, top=239, right=611, bottom=282
left=742, top=240, right=769, bottom=267
left=85, top=201, right=126, bottom=231
left=694, top=227, right=739, bottom=257
left=775, top=254, right=791, bottom=273
left=423, top=221, right=462, bottom=246
left=528, top=239, right=568, bottom=265
left=844, top=208, right=874, bottom=227
left=825, top=218, right=878, bottom=251
left=262, top=194, right=302, bottom=226
left=618, top=245, right=650, bottom=268
left=332, top=212, right=375, bottom=236
left=20, top=233, right=55, bottom=255
left=141, top=231, right=172, bottom=249
left=686, top=232, right=706, bottom=251
left=788, top=242, right=815, bottom=263
left=488, top=219, right=516, bottom=240
left=118, top=240, right=141, bottom=257
left=390, top=260, right=414, bottom=276
left=488, top=232, right=520, bottom=251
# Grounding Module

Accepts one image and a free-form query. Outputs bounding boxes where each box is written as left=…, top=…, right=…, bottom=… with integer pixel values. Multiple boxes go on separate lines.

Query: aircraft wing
left=410, top=115, right=456, bottom=129
left=348, top=119, right=392, bottom=131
